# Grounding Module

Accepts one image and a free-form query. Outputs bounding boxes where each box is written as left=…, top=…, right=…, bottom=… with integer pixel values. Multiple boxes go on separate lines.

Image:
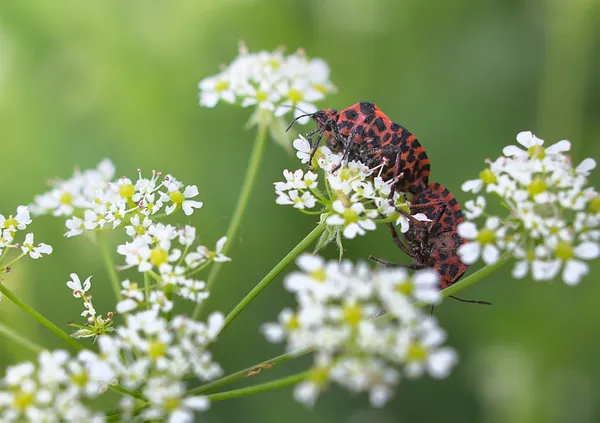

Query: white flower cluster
left=0, top=307, right=223, bottom=422
left=30, top=160, right=230, bottom=308
left=262, top=255, right=457, bottom=408
left=198, top=42, right=336, bottom=124
left=0, top=206, right=52, bottom=265
left=275, top=137, right=411, bottom=253
left=0, top=205, right=52, bottom=303
left=116, top=224, right=229, bottom=311
left=31, top=160, right=203, bottom=237
left=459, top=131, right=600, bottom=285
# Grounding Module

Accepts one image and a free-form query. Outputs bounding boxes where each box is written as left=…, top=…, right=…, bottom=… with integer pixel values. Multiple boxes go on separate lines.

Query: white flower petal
left=562, top=259, right=588, bottom=285
left=573, top=242, right=600, bottom=260
left=458, top=243, right=480, bottom=264
left=457, top=222, right=477, bottom=239
left=545, top=140, right=571, bottom=154
left=482, top=244, right=500, bottom=264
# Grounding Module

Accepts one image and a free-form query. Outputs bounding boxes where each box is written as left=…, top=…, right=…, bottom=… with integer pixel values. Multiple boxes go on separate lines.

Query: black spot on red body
left=306, top=102, right=431, bottom=194
left=344, top=109, right=358, bottom=121
left=359, top=101, right=376, bottom=115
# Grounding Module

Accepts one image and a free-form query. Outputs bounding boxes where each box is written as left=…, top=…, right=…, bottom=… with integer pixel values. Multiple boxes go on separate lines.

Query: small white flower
left=457, top=217, right=504, bottom=265
left=116, top=298, right=139, bottom=314
left=65, top=216, right=84, bottom=237
left=327, top=201, right=377, bottom=239
left=199, top=73, right=236, bottom=107
left=293, top=135, right=313, bottom=164
left=0, top=206, right=32, bottom=232
left=163, top=185, right=204, bottom=216
left=66, top=273, right=92, bottom=298
left=464, top=196, right=486, bottom=220
left=20, top=233, right=53, bottom=259
left=552, top=239, right=600, bottom=285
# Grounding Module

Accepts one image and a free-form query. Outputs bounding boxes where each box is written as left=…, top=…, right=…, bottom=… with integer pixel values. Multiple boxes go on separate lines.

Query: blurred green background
left=1, top=1, right=599, bottom=422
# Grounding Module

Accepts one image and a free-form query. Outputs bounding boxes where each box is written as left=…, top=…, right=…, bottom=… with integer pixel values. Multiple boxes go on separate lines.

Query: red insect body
left=372, top=182, right=469, bottom=289
left=307, top=101, right=431, bottom=195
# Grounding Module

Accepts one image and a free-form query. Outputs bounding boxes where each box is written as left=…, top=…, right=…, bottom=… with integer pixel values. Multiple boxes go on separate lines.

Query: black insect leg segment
left=449, top=295, right=493, bottom=306
left=330, top=131, right=357, bottom=174
left=388, top=222, right=414, bottom=258
left=306, top=118, right=343, bottom=170
left=368, top=255, right=424, bottom=269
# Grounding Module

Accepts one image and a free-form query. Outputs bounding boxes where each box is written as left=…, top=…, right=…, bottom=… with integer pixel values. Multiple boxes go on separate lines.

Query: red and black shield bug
left=287, top=101, right=431, bottom=195
left=370, top=182, right=490, bottom=304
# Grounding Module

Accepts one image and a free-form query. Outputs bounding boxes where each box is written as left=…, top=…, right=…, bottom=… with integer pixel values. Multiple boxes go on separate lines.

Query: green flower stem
left=192, top=121, right=269, bottom=320
left=189, top=348, right=311, bottom=395
left=439, top=251, right=512, bottom=299
left=0, top=320, right=44, bottom=353
left=0, top=281, right=84, bottom=351
left=2, top=252, right=26, bottom=271
left=185, top=259, right=212, bottom=279
left=110, top=385, right=147, bottom=403
left=221, top=223, right=327, bottom=332
left=204, top=371, right=310, bottom=402
left=97, top=233, right=122, bottom=301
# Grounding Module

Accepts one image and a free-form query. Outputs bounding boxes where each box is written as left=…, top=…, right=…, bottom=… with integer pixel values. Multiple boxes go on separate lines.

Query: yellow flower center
left=528, top=177, right=547, bottom=197
left=136, top=224, right=147, bottom=236
left=256, top=90, right=267, bottom=103
left=268, top=59, right=281, bottom=69
left=343, top=304, right=362, bottom=326
left=119, top=183, right=135, bottom=199
left=589, top=196, right=600, bottom=214
left=342, top=208, right=360, bottom=224
left=148, top=340, right=166, bottom=360
left=13, top=390, right=34, bottom=411
left=287, top=88, right=303, bottom=104
left=555, top=241, right=574, bottom=260
left=3, top=216, right=17, bottom=229
left=314, top=83, right=327, bottom=94
left=395, top=280, right=414, bottom=296
left=479, top=168, right=497, bottom=185
left=527, top=145, right=545, bottom=159
left=476, top=228, right=496, bottom=244
left=215, top=80, right=229, bottom=92
left=339, top=167, right=352, bottom=181
left=169, top=190, right=185, bottom=204
left=526, top=250, right=536, bottom=261
left=71, top=371, right=88, bottom=387
left=310, top=366, right=329, bottom=385
left=310, top=268, right=327, bottom=283
left=164, top=397, right=181, bottom=412
left=150, top=247, right=168, bottom=267
left=285, top=314, right=300, bottom=330
left=60, top=192, right=73, bottom=205
left=406, top=343, right=428, bottom=362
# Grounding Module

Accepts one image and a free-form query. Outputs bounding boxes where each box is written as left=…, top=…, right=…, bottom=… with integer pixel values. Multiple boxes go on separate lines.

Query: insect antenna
left=285, top=112, right=315, bottom=132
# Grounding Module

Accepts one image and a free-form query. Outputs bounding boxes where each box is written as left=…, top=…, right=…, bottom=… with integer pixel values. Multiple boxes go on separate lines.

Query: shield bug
left=287, top=101, right=430, bottom=195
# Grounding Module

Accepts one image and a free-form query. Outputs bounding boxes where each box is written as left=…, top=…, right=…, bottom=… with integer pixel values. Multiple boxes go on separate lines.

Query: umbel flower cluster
left=198, top=42, right=336, bottom=150
left=274, top=136, right=424, bottom=255
left=30, top=159, right=230, bottom=315
left=0, top=160, right=234, bottom=422
left=0, top=274, right=223, bottom=422
left=458, top=131, right=599, bottom=285
left=199, top=42, right=335, bottom=121
left=263, top=255, right=457, bottom=407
